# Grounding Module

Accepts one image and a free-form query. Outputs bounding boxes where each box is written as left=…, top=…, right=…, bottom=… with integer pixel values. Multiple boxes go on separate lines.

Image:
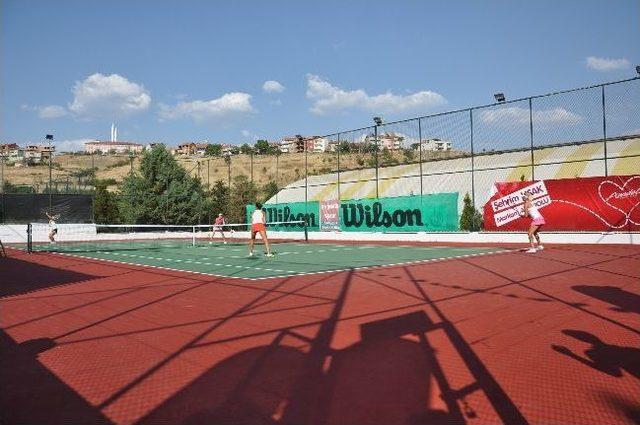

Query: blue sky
left=1, top=0, right=638, bottom=151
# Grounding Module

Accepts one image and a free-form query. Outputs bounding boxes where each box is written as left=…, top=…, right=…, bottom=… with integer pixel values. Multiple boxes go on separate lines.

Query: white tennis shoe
left=525, top=248, right=537, bottom=253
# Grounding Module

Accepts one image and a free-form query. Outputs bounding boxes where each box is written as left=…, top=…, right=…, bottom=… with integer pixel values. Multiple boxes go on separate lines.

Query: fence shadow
left=572, top=285, right=640, bottom=314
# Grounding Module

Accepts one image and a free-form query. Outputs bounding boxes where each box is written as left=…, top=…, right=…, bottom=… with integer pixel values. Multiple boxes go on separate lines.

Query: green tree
left=459, top=192, right=483, bottom=231
left=261, top=180, right=278, bottom=203
left=337, top=142, right=351, bottom=153
left=240, top=143, right=254, bottom=155
left=209, top=180, right=229, bottom=220
left=254, top=139, right=272, bottom=155
left=93, top=183, right=120, bottom=224
left=380, top=148, right=397, bottom=166
left=227, top=174, right=258, bottom=223
left=2, top=181, right=36, bottom=193
left=205, top=144, right=222, bottom=157
left=117, top=144, right=209, bottom=224
left=402, top=148, right=415, bottom=163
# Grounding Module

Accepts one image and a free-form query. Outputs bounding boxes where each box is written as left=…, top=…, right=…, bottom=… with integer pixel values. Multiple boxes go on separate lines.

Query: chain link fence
left=2, top=78, right=638, bottom=226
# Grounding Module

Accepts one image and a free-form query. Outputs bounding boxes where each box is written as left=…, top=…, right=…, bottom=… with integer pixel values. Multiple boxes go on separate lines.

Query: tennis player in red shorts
left=249, top=203, right=273, bottom=257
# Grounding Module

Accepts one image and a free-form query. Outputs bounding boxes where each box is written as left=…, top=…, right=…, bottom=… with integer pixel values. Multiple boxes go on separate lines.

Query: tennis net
left=27, top=220, right=308, bottom=253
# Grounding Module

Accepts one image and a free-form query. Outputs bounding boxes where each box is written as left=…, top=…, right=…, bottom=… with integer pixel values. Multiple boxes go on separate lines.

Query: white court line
left=32, top=246, right=512, bottom=281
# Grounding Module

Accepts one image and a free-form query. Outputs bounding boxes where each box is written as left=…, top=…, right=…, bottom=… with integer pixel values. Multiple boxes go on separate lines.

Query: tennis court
left=30, top=240, right=504, bottom=279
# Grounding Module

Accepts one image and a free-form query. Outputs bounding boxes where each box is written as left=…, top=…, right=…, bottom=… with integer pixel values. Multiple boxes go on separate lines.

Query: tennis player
left=45, top=211, right=59, bottom=244
left=210, top=213, right=228, bottom=244
left=522, top=195, right=545, bottom=253
left=249, top=203, right=273, bottom=257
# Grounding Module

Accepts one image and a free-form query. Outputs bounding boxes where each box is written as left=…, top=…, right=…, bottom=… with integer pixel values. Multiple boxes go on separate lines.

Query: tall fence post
left=0, top=154, right=4, bottom=194
left=337, top=133, right=341, bottom=201
left=48, top=151, right=53, bottom=208
left=602, top=84, right=608, bottom=176
left=304, top=136, right=308, bottom=214
left=276, top=153, right=279, bottom=204
left=418, top=119, right=423, bottom=197
left=374, top=125, right=379, bottom=198
left=529, top=97, right=535, bottom=181
left=470, top=109, right=475, bottom=210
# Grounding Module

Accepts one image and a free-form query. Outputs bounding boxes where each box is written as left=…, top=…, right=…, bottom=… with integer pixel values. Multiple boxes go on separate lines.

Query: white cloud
left=38, top=105, right=68, bottom=119
left=158, top=92, right=254, bottom=123
left=54, top=138, right=95, bottom=153
left=263, top=80, right=285, bottom=93
left=479, top=107, right=583, bottom=126
left=241, top=129, right=259, bottom=141
left=21, top=104, right=68, bottom=119
left=68, top=73, right=151, bottom=119
left=585, top=56, right=630, bottom=71
left=305, top=74, right=446, bottom=115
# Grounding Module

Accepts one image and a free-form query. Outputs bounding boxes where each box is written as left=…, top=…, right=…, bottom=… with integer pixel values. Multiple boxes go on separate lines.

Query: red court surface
left=1, top=244, right=639, bottom=425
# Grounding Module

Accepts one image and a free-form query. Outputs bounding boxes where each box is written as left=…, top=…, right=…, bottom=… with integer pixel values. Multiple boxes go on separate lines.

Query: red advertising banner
left=483, top=175, right=640, bottom=231
left=320, top=199, right=340, bottom=231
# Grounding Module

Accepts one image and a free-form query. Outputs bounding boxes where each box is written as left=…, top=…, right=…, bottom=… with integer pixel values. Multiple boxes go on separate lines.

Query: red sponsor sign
left=483, top=175, right=640, bottom=231
left=320, top=199, right=340, bottom=231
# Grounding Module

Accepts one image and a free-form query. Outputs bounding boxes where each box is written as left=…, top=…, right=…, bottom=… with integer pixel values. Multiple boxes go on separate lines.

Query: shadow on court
left=0, top=330, right=111, bottom=424
left=552, top=329, right=640, bottom=379
left=139, top=269, right=523, bottom=425
left=0, top=253, right=96, bottom=297
left=2, top=244, right=639, bottom=424
left=572, top=285, right=640, bottom=314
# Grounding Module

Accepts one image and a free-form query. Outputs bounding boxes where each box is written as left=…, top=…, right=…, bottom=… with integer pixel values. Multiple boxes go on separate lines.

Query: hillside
left=2, top=149, right=464, bottom=192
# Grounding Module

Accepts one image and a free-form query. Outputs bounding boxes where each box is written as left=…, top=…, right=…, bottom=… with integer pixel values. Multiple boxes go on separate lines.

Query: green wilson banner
left=245, top=201, right=320, bottom=231
left=339, top=193, right=459, bottom=232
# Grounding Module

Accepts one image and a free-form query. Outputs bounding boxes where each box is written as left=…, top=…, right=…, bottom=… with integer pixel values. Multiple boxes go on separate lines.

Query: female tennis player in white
left=249, top=203, right=273, bottom=257
left=45, top=211, right=59, bottom=244
left=522, top=195, right=545, bottom=253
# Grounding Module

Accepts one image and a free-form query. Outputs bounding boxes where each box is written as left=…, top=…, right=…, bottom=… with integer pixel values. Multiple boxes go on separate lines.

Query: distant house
left=1, top=143, right=23, bottom=162
left=365, top=133, right=405, bottom=151
left=221, top=144, right=234, bottom=156
left=23, top=144, right=55, bottom=163
left=278, top=137, right=298, bottom=153
left=278, top=136, right=325, bottom=153
left=145, top=142, right=165, bottom=151
left=85, top=141, right=143, bottom=154
left=416, top=138, right=452, bottom=152
left=309, top=137, right=328, bottom=153
left=174, top=141, right=209, bottom=156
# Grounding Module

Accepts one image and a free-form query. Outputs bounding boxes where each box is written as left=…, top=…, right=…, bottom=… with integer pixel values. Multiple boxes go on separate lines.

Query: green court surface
left=31, top=241, right=504, bottom=280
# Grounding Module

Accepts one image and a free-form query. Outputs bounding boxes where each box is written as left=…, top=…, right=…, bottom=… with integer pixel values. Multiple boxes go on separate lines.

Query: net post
left=192, top=225, right=196, bottom=247
left=27, top=223, right=32, bottom=253
left=304, top=219, right=309, bottom=243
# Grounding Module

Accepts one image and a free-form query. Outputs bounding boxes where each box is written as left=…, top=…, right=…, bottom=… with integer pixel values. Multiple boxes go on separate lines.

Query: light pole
left=0, top=153, right=4, bottom=193
left=46, top=134, right=54, bottom=208
left=373, top=117, right=382, bottom=199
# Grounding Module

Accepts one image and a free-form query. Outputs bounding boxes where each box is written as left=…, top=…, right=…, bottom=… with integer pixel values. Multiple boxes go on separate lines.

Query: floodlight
left=493, top=93, right=506, bottom=103
left=636, top=65, right=640, bottom=75
left=45, top=134, right=54, bottom=140
left=373, top=117, right=383, bottom=126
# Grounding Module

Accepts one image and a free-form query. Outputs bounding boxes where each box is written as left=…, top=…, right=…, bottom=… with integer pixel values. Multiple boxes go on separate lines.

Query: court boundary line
left=24, top=245, right=513, bottom=281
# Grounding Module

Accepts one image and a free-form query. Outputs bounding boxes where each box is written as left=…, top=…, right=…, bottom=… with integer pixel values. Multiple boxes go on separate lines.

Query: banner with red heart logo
left=483, top=175, right=640, bottom=231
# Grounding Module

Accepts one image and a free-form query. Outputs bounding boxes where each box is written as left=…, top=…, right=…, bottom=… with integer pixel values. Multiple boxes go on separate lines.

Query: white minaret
left=110, top=123, right=118, bottom=142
